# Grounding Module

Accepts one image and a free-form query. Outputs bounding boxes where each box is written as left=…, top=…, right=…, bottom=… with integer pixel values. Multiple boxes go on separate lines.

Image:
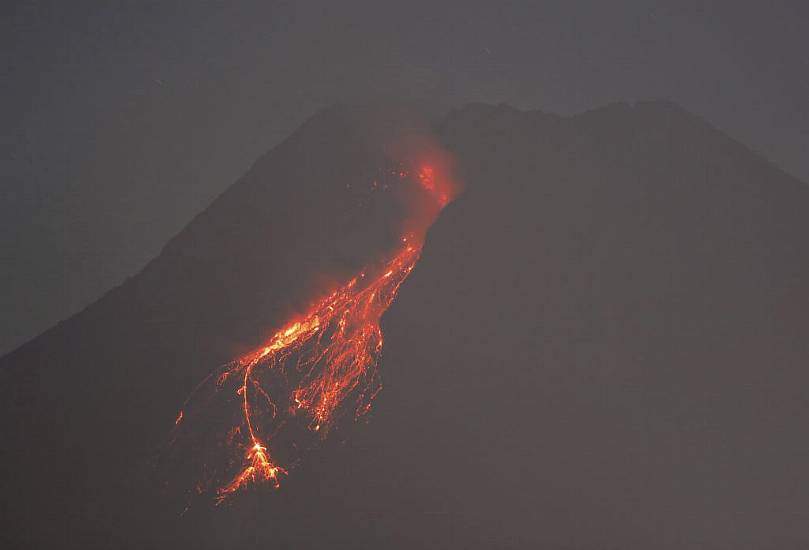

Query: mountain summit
left=3, top=100, right=808, bottom=549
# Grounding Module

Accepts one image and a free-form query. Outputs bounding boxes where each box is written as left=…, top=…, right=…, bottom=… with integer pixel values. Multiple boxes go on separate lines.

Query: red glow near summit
left=171, top=158, right=456, bottom=505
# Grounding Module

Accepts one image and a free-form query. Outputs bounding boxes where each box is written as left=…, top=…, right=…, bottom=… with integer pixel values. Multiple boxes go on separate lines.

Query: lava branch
left=206, top=244, right=421, bottom=502
left=172, top=161, right=453, bottom=504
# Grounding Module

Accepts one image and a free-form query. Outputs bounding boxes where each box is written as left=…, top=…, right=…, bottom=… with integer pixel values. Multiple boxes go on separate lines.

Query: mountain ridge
left=2, top=99, right=807, bottom=549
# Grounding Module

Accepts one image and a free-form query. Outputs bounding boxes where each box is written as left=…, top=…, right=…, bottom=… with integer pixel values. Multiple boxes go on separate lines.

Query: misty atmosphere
left=3, top=2, right=809, bottom=549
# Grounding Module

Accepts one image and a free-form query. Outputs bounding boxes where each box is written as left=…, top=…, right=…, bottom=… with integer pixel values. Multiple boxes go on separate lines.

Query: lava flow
left=171, top=160, right=454, bottom=505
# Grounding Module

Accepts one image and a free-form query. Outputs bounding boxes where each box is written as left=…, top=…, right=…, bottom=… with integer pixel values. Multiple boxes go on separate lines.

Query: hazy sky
left=2, top=0, right=808, bottom=355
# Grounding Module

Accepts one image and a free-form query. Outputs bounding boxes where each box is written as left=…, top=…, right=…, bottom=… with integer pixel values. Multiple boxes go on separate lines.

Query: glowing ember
left=171, top=161, right=454, bottom=504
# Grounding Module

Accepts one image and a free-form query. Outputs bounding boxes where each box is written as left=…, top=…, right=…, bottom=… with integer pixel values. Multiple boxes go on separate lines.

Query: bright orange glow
left=172, top=160, right=455, bottom=504
left=210, top=243, right=422, bottom=502
left=216, top=442, right=286, bottom=503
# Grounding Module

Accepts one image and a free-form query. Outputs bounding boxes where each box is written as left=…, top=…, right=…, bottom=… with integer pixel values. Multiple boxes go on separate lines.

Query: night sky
left=2, top=1, right=807, bottom=354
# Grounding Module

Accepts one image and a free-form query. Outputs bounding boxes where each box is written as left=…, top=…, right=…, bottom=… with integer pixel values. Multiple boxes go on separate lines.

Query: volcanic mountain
left=2, top=100, right=808, bottom=549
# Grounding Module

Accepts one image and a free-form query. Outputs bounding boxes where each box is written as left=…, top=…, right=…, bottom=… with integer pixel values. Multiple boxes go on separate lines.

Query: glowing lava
left=172, top=162, right=454, bottom=504
left=214, top=243, right=420, bottom=502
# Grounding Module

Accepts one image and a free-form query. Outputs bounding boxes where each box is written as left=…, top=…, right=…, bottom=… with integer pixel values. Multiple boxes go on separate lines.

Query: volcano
left=2, top=100, right=808, bottom=549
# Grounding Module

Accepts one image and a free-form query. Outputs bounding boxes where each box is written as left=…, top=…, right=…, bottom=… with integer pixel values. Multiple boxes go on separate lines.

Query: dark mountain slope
left=369, top=101, right=809, bottom=549
left=0, top=101, right=444, bottom=548
left=2, top=100, right=808, bottom=549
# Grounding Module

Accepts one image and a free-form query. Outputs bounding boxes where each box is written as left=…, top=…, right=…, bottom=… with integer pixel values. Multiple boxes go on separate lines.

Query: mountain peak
left=3, top=99, right=808, bottom=549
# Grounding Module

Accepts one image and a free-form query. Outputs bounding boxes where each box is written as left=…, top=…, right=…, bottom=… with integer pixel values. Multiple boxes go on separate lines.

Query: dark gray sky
left=2, top=0, right=808, bottom=355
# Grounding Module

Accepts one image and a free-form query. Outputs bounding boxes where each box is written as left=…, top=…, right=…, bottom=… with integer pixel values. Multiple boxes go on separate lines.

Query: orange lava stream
left=173, top=161, right=453, bottom=504
left=214, top=242, right=421, bottom=502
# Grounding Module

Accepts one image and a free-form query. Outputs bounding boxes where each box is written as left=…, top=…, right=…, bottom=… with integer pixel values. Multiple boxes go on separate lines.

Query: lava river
left=170, top=162, right=455, bottom=505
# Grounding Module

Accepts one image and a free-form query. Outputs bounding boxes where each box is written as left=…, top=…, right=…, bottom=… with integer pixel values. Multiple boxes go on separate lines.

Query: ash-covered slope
left=3, top=100, right=809, bottom=549
left=368, top=101, right=809, bottom=549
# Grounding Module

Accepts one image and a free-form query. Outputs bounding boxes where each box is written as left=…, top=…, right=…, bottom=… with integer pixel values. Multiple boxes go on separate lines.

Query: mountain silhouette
left=2, top=100, right=808, bottom=549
